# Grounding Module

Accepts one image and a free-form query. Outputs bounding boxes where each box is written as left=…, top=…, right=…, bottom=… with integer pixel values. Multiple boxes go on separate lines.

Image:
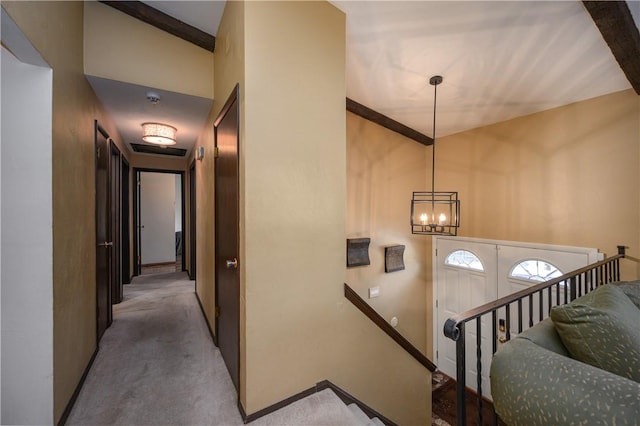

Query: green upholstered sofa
left=490, top=281, right=640, bottom=425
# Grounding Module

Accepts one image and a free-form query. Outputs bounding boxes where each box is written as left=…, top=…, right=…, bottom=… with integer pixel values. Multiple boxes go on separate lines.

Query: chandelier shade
left=141, top=122, right=177, bottom=146
left=410, top=75, right=460, bottom=236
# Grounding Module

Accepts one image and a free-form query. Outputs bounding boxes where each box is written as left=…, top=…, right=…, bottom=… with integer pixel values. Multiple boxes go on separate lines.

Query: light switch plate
left=369, top=286, right=380, bottom=298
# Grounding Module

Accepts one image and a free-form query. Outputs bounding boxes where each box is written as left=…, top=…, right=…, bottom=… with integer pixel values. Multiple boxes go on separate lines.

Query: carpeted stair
left=347, top=402, right=386, bottom=425
left=249, top=388, right=389, bottom=426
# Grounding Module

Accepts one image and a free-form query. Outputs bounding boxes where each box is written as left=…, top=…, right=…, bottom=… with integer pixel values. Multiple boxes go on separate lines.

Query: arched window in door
left=510, top=259, right=563, bottom=282
left=444, top=250, right=484, bottom=271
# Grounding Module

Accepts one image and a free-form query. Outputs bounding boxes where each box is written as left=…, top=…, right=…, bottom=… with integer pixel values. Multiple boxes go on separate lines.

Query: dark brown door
left=133, top=170, right=141, bottom=276
left=95, top=122, right=112, bottom=341
left=110, top=143, right=122, bottom=304
left=122, top=159, right=131, bottom=284
left=189, top=160, right=196, bottom=280
left=214, top=85, right=240, bottom=391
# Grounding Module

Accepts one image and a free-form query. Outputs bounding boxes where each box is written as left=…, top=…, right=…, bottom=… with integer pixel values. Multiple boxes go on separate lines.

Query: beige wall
left=242, top=0, right=346, bottom=413
left=346, top=112, right=430, bottom=353
left=84, top=1, right=214, bottom=99
left=1, top=1, right=125, bottom=422
left=438, top=89, right=640, bottom=280
left=190, top=2, right=432, bottom=423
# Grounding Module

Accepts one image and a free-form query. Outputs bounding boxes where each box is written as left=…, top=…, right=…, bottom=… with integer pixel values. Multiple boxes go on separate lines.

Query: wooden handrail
left=344, top=283, right=436, bottom=372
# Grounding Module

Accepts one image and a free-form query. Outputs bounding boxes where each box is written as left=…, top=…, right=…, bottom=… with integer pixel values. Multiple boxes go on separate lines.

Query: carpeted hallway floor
left=67, top=272, right=243, bottom=425
left=66, top=272, right=366, bottom=426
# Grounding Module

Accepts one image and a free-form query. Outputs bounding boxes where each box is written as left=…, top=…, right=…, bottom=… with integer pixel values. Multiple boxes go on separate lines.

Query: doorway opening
left=133, top=169, right=186, bottom=276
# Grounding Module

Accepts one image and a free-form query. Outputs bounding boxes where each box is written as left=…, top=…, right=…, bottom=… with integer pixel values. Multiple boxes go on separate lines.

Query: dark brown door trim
left=132, top=168, right=186, bottom=276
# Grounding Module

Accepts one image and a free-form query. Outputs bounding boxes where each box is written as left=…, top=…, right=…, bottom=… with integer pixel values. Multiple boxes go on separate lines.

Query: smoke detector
left=146, top=91, right=160, bottom=104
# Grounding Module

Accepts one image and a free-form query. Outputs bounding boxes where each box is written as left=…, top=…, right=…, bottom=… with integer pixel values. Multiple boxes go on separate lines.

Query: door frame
left=132, top=168, right=186, bottom=276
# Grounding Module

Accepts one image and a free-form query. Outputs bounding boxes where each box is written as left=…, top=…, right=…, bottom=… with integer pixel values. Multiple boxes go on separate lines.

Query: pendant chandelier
left=411, top=76, right=460, bottom=236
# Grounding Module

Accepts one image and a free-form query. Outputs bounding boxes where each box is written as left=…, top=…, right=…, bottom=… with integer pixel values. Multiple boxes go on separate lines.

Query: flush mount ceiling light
left=141, top=122, right=177, bottom=146
left=411, top=76, right=460, bottom=236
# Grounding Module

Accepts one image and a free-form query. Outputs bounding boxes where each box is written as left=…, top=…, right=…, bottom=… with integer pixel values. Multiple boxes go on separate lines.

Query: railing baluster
left=528, top=295, right=533, bottom=328
left=456, top=322, right=466, bottom=426
left=476, top=318, right=483, bottom=426
left=492, top=310, right=497, bottom=355
left=538, top=291, right=543, bottom=322
left=563, top=279, right=568, bottom=305
left=570, top=277, right=577, bottom=301
left=505, top=304, right=511, bottom=341
left=556, top=283, right=560, bottom=307
left=517, top=299, right=523, bottom=333
left=547, top=287, right=552, bottom=315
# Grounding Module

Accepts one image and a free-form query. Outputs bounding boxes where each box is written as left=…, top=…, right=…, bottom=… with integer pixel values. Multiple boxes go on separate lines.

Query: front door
left=496, top=244, right=597, bottom=340
left=95, top=122, right=112, bottom=341
left=435, top=237, right=599, bottom=399
left=214, top=85, right=240, bottom=391
left=435, top=238, right=497, bottom=397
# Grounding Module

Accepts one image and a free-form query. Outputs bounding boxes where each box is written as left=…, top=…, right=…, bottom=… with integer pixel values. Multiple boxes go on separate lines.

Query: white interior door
left=435, top=238, right=496, bottom=397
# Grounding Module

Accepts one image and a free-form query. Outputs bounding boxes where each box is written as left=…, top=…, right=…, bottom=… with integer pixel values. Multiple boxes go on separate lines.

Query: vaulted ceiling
left=92, top=1, right=640, bottom=155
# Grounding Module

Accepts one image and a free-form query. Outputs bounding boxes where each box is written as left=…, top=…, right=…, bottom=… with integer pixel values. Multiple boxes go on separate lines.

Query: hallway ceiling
left=87, top=76, right=213, bottom=154
left=93, top=1, right=638, bottom=156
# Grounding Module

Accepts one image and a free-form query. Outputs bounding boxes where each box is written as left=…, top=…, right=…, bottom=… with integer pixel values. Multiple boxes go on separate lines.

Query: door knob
left=98, top=241, right=113, bottom=248
left=498, top=336, right=507, bottom=344
left=226, top=258, right=238, bottom=269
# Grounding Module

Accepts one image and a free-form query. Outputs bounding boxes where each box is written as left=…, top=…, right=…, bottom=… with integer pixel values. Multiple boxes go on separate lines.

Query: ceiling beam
left=100, top=1, right=216, bottom=53
left=582, top=1, right=640, bottom=94
left=346, top=98, right=433, bottom=146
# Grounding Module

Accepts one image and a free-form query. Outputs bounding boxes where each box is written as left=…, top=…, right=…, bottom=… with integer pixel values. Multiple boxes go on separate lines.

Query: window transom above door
left=509, top=259, right=562, bottom=282
left=444, top=250, right=485, bottom=271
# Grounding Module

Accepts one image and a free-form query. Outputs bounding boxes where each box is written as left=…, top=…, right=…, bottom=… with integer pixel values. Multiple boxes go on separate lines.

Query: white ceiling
left=334, top=0, right=631, bottom=138
left=92, top=0, right=636, bottom=155
left=87, top=76, right=213, bottom=152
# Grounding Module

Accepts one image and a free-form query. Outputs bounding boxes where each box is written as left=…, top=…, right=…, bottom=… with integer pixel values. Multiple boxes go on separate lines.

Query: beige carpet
left=66, top=272, right=365, bottom=426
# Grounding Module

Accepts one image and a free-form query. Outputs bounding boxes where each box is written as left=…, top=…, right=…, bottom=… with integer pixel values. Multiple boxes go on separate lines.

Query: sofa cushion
left=517, top=318, right=570, bottom=357
left=613, top=280, right=640, bottom=309
left=550, top=284, right=640, bottom=383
